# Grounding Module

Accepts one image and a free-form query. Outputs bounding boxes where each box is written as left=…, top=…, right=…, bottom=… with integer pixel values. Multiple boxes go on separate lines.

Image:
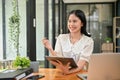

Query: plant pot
left=106, top=41, right=110, bottom=43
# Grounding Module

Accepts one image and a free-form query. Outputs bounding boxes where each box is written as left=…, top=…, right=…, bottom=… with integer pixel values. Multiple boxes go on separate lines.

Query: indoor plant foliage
left=13, top=56, right=31, bottom=69
left=105, top=37, right=112, bottom=43
left=9, top=0, right=20, bottom=56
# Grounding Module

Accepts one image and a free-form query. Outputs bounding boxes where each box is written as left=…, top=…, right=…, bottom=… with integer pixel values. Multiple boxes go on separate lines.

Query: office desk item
left=45, top=56, right=78, bottom=69
left=26, top=74, right=45, bottom=80
left=0, top=68, right=33, bottom=80
left=77, top=53, right=120, bottom=80
left=30, top=61, right=39, bottom=72
left=77, top=74, right=87, bottom=80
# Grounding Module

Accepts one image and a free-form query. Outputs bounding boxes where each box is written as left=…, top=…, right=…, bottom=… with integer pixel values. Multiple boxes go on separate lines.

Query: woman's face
left=67, top=14, right=83, bottom=33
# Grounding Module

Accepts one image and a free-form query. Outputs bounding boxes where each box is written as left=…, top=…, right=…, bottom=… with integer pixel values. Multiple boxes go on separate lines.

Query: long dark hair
left=68, top=10, right=91, bottom=37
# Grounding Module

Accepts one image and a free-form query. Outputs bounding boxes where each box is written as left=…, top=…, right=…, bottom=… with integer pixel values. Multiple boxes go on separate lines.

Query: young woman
left=42, top=10, right=94, bottom=75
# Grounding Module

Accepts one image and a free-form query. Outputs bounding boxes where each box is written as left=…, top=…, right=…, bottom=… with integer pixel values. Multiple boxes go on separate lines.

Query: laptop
left=77, top=53, right=120, bottom=80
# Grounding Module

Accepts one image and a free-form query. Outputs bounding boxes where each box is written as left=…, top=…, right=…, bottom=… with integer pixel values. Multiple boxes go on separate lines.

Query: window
left=0, top=0, right=27, bottom=60
left=0, top=0, right=3, bottom=59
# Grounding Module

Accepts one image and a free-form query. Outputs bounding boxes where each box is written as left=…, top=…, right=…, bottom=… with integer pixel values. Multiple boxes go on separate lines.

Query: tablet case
left=45, top=56, right=78, bottom=69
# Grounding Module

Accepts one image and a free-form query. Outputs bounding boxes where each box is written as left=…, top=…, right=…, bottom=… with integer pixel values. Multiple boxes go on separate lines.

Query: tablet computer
left=45, top=56, right=78, bottom=69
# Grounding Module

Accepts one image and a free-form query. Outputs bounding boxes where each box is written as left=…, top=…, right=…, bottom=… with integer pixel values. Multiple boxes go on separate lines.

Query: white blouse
left=54, top=34, right=94, bottom=63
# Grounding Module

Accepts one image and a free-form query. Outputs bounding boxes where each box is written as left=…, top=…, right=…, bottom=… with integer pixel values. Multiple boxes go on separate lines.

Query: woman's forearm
left=49, top=48, right=57, bottom=56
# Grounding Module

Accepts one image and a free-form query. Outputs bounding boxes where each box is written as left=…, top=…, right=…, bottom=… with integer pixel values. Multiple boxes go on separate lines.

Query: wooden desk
left=23, top=68, right=87, bottom=80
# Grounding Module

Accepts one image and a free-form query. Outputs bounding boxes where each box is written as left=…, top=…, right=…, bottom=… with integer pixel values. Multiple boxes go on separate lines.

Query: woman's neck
left=70, top=33, right=82, bottom=44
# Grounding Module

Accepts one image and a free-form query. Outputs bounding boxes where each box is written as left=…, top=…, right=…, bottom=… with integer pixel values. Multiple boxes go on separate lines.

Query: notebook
left=0, top=68, right=33, bottom=80
left=77, top=53, right=120, bottom=80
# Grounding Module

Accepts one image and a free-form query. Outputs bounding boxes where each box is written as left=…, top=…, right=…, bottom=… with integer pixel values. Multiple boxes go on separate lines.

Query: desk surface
left=23, top=68, right=87, bottom=80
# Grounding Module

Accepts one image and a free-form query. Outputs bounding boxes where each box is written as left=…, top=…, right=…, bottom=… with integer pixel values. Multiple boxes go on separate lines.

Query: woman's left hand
left=50, top=60, right=70, bottom=75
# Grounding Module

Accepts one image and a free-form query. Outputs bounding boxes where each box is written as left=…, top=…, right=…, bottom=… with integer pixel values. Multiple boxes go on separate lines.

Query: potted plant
left=105, top=37, right=112, bottom=43
left=13, top=56, right=30, bottom=69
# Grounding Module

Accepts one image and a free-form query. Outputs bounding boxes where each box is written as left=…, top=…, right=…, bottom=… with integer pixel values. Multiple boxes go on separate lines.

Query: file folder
left=0, top=68, right=33, bottom=80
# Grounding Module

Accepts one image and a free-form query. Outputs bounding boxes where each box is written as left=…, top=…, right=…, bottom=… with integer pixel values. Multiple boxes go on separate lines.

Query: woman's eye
left=68, top=20, right=71, bottom=23
left=73, top=20, right=77, bottom=23
left=68, top=20, right=77, bottom=23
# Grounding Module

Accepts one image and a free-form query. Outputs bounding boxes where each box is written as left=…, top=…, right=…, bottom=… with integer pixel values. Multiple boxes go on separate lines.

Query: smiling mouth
left=70, top=27, right=76, bottom=30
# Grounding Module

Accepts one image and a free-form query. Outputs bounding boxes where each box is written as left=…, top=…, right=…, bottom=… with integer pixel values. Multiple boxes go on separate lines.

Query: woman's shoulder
left=83, top=34, right=94, bottom=42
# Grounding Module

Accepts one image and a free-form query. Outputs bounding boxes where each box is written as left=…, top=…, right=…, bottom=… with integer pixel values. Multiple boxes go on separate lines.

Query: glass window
left=0, top=0, right=3, bottom=59
left=36, top=0, right=45, bottom=61
left=5, top=0, right=27, bottom=59
left=36, top=0, right=53, bottom=67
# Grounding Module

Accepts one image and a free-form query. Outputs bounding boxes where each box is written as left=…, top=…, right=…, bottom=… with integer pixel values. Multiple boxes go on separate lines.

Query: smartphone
left=76, top=74, right=87, bottom=80
left=38, top=75, right=45, bottom=78
left=27, top=75, right=45, bottom=80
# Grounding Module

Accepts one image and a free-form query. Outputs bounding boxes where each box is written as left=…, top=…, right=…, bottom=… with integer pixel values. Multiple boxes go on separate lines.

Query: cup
left=30, top=61, right=39, bottom=72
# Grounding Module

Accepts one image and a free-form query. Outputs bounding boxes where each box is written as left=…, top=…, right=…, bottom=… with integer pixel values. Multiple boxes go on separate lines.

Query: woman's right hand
left=42, top=38, right=53, bottom=51
left=50, top=60, right=70, bottom=75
